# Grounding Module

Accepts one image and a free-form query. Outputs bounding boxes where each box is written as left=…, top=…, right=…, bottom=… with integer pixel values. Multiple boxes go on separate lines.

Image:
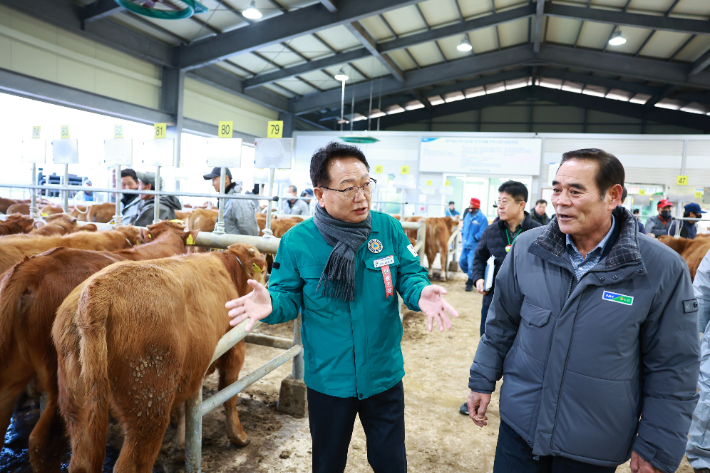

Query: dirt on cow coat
left=0, top=274, right=694, bottom=472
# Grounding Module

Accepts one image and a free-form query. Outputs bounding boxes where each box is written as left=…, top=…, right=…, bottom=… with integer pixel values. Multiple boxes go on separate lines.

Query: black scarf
left=312, top=205, right=371, bottom=302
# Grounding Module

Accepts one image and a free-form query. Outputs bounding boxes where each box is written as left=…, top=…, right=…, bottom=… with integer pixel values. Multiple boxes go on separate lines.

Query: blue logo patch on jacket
left=602, top=291, right=634, bottom=306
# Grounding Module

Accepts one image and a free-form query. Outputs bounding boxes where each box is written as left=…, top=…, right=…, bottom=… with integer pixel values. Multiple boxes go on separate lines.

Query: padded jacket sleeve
left=633, top=257, right=700, bottom=473
left=471, top=229, right=491, bottom=283
left=263, top=233, right=303, bottom=325
left=468, top=239, right=524, bottom=394
left=225, top=200, right=260, bottom=236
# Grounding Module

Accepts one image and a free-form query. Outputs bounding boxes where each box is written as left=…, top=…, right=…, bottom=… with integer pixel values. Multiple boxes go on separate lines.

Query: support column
left=279, top=111, right=294, bottom=138
left=162, top=67, right=185, bottom=192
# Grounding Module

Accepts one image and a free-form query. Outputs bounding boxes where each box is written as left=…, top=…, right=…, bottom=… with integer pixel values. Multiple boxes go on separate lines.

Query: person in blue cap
left=669, top=202, right=706, bottom=239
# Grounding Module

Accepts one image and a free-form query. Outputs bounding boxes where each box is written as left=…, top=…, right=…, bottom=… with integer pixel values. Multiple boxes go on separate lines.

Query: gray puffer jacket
left=223, top=182, right=259, bottom=236
left=469, top=206, right=700, bottom=472
left=124, top=195, right=181, bottom=227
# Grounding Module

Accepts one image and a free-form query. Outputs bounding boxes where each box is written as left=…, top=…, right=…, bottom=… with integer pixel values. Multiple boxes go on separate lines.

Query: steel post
left=214, top=167, right=226, bottom=234
left=192, top=233, right=280, bottom=255
left=292, top=315, right=304, bottom=380
left=113, top=165, right=123, bottom=225
left=244, top=333, right=293, bottom=350
left=63, top=164, right=69, bottom=212
left=153, top=165, right=161, bottom=224
left=264, top=168, right=275, bottom=236
left=29, top=164, right=39, bottom=218
left=184, top=393, right=202, bottom=473
left=417, top=221, right=426, bottom=261
left=210, top=320, right=262, bottom=366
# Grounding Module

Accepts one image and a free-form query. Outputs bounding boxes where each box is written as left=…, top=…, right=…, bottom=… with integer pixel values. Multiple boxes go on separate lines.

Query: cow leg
left=58, top=354, right=96, bottom=473
left=174, top=403, right=186, bottom=463
left=0, top=368, right=33, bottom=451
left=439, top=248, right=448, bottom=282
left=218, top=342, right=249, bottom=447
left=114, top=416, right=170, bottom=473
left=29, top=367, right=67, bottom=473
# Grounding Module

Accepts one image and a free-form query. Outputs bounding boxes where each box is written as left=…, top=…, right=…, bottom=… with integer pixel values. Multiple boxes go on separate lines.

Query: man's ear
left=608, top=184, right=623, bottom=208
left=314, top=187, right=325, bottom=207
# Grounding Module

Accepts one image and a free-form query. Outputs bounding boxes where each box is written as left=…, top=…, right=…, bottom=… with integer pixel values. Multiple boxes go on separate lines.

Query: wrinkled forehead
left=327, top=157, right=369, bottom=185
left=554, top=159, right=600, bottom=188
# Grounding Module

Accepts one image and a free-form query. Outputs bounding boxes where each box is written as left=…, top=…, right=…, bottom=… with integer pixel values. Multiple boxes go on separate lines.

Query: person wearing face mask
left=632, top=209, right=646, bottom=234
left=645, top=199, right=674, bottom=238
left=668, top=203, right=706, bottom=239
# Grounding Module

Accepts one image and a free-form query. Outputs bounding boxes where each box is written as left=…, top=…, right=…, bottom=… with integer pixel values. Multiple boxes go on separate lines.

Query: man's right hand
left=467, top=391, right=491, bottom=427
left=225, top=280, right=273, bottom=330
left=475, top=279, right=488, bottom=295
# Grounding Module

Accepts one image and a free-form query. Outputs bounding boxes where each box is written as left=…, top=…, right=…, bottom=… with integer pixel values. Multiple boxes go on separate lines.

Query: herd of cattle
left=2, top=192, right=705, bottom=472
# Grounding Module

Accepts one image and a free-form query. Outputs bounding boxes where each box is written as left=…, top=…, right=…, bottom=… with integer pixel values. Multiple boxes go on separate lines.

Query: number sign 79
left=267, top=120, right=283, bottom=138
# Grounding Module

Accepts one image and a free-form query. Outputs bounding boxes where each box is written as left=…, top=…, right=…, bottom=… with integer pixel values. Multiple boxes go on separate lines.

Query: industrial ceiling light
left=242, top=0, right=262, bottom=19
left=608, top=30, right=626, bottom=46
left=334, top=68, right=349, bottom=82
left=457, top=35, right=473, bottom=52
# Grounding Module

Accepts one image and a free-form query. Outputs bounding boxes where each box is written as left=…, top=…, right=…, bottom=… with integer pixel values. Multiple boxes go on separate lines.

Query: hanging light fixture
left=457, top=35, right=473, bottom=52
left=608, top=30, right=626, bottom=46
left=334, top=68, right=349, bottom=82
left=242, top=0, right=262, bottom=19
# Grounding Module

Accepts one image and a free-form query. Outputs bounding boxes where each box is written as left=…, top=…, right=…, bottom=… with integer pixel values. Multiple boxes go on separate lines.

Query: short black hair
left=622, top=187, right=628, bottom=202
left=498, top=180, right=528, bottom=203
left=289, top=185, right=298, bottom=194
left=310, top=141, right=369, bottom=188
left=632, top=208, right=640, bottom=214
left=121, top=168, right=138, bottom=183
left=559, top=148, right=625, bottom=200
left=535, top=199, right=547, bottom=206
left=448, top=201, right=455, bottom=205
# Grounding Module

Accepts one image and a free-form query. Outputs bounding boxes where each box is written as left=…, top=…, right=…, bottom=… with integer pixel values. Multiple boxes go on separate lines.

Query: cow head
left=143, top=220, right=199, bottom=247
left=114, top=226, right=144, bottom=246
left=6, top=214, right=35, bottom=233
left=219, top=243, right=267, bottom=293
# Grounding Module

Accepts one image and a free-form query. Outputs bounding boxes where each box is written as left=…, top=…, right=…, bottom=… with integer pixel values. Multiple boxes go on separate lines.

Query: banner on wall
left=419, top=137, right=542, bottom=175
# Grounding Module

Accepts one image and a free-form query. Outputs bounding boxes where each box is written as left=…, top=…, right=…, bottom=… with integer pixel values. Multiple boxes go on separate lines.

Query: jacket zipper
left=549, top=273, right=576, bottom=452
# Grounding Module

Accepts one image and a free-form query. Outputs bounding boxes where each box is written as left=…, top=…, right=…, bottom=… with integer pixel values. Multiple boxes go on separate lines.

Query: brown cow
left=53, top=243, right=266, bottom=472
left=40, top=204, right=65, bottom=216
left=0, top=221, right=195, bottom=471
left=658, top=235, right=710, bottom=280
left=175, top=210, right=192, bottom=221
left=402, top=216, right=457, bottom=280
left=0, top=214, right=35, bottom=235
left=0, top=197, right=28, bottom=213
left=0, top=226, right=141, bottom=276
left=186, top=209, right=218, bottom=253
left=69, top=205, right=90, bottom=222
left=6, top=202, right=30, bottom=215
left=88, top=203, right=118, bottom=223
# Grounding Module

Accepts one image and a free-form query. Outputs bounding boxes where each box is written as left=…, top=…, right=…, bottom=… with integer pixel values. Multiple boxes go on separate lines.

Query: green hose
left=114, top=0, right=208, bottom=20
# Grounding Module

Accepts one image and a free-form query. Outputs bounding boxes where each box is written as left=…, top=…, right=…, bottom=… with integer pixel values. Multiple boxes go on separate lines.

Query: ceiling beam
left=690, top=48, right=710, bottom=75
left=187, top=66, right=290, bottom=112
left=82, top=0, right=124, bottom=23
left=178, top=0, right=421, bottom=70
left=0, top=0, right=175, bottom=66
left=292, top=45, right=536, bottom=113
left=319, top=0, right=337, bottom=13
left=378, top=4, right=536, bottom=54
left=345, top=22, right=404, bottom=82
left=533, top=0, right=545, bottom=53
left=544, top=3, right=710, bottom=35
left=244, top=48, right=370, bottom=90
left=537, top=45, right=710, bottom=90
left=538, top=68, right=660, bottom=96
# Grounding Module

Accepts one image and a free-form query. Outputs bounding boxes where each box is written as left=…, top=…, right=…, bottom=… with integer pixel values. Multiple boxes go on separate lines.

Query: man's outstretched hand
left=225, top=279, right=273, bottom=331
left=418, top=285, right=459, bottom=332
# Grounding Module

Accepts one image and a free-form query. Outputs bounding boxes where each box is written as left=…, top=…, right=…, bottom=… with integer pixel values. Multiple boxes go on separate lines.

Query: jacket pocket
left=518, top=300, right=553, bottom=363
left=500, top=346, right=545, bottom=443
left=553, top=370, right=637, bottom=464
left=300, top=264, right=336, bottom=319
left=364, top=254, right=400, bottom=295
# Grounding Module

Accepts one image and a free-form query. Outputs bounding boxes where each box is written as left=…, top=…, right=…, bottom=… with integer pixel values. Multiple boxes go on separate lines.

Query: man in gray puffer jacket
left=467, top=149, right=700, bottom=473
left=123, top=171, right=181, bottom=227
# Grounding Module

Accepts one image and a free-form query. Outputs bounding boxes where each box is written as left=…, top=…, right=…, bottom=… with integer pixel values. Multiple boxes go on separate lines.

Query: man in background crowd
left=459, top=181, right=540, bottom=416
left=646, top=199, right=674, bottom=237
left=446, top=201, right=460, bottom=218
left=120, top=168, right=140, bottom=209
left=203, top=167, right=259, bottom=236
left=632, top=208, right=646, bottom=234
left=669, top=202, right=705, bottom=239
left=123, top=171, right=181, bottom=226
left=459, top=198, right=488, bottom=292
left=530, top=199, right=550, bottom=225
left=281, top=184, right=310, bottom=215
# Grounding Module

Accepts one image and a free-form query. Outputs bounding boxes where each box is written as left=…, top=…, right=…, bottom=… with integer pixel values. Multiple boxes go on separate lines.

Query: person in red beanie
left=459, top=197, right=489, bottom=291
left=645, top=199, right=674, bottom=238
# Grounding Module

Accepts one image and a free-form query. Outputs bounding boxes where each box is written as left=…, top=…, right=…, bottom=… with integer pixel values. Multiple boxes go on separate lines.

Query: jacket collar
left=497, top=211, right=535, bottom=232
left=532, top=206, right=641, bottom=271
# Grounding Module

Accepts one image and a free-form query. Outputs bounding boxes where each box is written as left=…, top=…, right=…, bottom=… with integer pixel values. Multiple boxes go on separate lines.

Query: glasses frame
left=493, top=199, right=525, bottom=208
left=319, top=178, right=377, bottom=200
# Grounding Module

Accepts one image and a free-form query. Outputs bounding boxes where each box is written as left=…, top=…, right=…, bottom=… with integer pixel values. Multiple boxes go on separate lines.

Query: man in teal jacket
left=226, top=141, right=458, bottom=473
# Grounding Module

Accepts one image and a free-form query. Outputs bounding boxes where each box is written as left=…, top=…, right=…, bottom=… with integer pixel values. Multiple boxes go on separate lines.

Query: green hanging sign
left=114, top=0, right=208, bottom=20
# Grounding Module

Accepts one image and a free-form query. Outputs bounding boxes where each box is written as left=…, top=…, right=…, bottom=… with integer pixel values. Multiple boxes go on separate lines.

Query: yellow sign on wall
left=374, top=165, right=384, bottom=174
left=677, top=175, right=689, bottom=186
left=426, top=180, right=432, bottom=186
left=32, top=126, right=41, bottom=139
left=444, top=180, right=450, bottom=186
left=400, top=166, right=409, bottom=175
left=114, top=124, right=123, bottom=139
left=638, top=189, right=645, bottom=195
left=696, top=191, right=704, bottom=199
left=60, top=125, right=70, bottom=139
left=154, top=123, right=166, bottom=139
left=218, top=121, right=233, bottom=138
left=267, top=121, right=283, bottom=138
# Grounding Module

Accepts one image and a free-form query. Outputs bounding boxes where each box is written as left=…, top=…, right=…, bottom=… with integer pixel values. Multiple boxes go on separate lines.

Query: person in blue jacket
left=445, top=201, right=460, bottom=218
left=225, top=141, right=459, bottom=473
left=459, top=197, right=488, bottom=291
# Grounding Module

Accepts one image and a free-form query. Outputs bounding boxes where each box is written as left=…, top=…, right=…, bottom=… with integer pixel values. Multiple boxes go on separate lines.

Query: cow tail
left=76, top=281, right=111, bottom=472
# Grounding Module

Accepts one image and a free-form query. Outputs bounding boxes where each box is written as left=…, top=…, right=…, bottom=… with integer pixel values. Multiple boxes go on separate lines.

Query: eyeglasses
left=320, top=178, right=377, bottom=200
left=494, top=199, right=524, bottom=208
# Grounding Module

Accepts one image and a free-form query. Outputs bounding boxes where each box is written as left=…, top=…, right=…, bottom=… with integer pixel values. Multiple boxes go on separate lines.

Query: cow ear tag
left=252, top=263, right=263, bottom=273
left=186, top=234, right=195, bottom=245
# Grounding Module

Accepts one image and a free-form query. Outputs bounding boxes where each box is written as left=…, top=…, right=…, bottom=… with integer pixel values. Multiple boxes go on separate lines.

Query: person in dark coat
left=632, top=208, right=646, bottom=234
left=467, top=149, right=699, bottom=473
left=530, top=199, right=550, bottom=225
left=668, top=202, right=705, bottom=239
left=458, top=180, right=540, bottom=416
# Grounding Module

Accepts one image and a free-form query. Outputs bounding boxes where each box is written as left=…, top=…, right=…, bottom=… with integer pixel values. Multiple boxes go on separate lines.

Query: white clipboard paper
left=484, top=256, right=495, bottom=291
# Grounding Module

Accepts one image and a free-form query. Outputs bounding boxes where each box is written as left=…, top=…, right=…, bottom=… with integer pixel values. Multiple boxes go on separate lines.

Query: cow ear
left=70, top=217, right=77, bottom=224
left=183, top=230, right=199, bottom=247
left=33, top=220, right=45, bottom=229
